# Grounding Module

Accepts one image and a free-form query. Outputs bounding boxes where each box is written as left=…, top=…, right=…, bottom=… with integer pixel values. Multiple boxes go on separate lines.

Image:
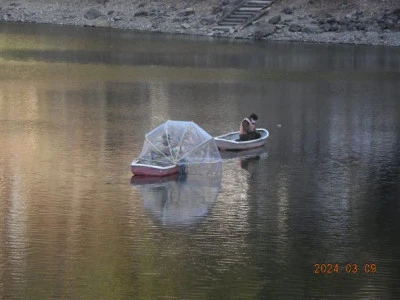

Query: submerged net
left=138, top=120, right=222, bottom=175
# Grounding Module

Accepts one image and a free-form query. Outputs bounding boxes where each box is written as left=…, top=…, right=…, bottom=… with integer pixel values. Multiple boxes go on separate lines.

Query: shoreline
left=1, top=0, right=399, bottom=47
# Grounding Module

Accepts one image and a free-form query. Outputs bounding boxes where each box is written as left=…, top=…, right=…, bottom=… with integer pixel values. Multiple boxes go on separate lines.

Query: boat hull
left=131, top=160, right=180, bottom=177
left=130, top=173, right=181, bottom=185
left=214, top=129, right=269, bottom=151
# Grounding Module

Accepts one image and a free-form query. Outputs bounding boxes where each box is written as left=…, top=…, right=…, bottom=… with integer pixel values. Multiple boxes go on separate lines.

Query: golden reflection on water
left=0, top=78, right=139, bottom=296
left=275, top=168, right=289, bottom=262
left=215, top=162, right=251, bottom=269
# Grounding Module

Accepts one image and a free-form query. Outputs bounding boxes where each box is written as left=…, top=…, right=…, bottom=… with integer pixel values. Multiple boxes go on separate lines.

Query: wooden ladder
left=213, top=0, right=274, bottom=33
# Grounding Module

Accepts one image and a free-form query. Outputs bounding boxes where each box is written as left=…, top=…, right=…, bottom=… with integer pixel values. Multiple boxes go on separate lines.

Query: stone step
left=219, top=19, right=242, bottom=23
left=219, top=22, right=241, bottom=26
left=227, top=13, right=250, bottom=18
left=212, top=26, right=233, bottom=32
left=226, top=15, right=249, bottom=20
left=216, top=0, right=275, bottom=33
left=223, top=17, right=245, bottom=22
left=244, top=5, right=265, bottom=9
left=247, top=0, right=271, bottom=4
left=230, top=14, right=255, bottom=19
left=245, top=2, right=268, bottom=6
left=237, top=7, right=262, bottom=12
left=218, top=23, right=241, bottom=27
left=231, top=11, right=256, bottom=16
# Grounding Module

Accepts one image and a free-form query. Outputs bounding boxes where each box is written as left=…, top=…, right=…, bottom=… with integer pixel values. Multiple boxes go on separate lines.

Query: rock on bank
left=0, top=0, right=399, bottom=46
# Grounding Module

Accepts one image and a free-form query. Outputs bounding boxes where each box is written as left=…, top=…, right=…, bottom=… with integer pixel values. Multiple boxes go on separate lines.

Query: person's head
left=249, top=113, right=258, bottom=124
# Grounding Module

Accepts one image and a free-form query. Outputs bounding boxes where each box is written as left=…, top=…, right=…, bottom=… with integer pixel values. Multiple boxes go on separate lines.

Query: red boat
left=130, top=160, right=180, bottom=177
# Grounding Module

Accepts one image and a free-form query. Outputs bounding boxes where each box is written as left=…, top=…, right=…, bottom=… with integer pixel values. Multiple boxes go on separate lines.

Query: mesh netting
left=138, top=120, right=222, bottom=174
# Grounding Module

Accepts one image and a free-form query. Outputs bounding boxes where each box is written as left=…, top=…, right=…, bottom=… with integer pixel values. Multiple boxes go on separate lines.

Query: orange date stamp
left=314, top=263, right=377, bottom=274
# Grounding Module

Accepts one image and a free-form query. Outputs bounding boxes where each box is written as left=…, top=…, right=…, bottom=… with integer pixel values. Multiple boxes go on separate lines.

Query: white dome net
left=138, top=120, right=222, bottom=175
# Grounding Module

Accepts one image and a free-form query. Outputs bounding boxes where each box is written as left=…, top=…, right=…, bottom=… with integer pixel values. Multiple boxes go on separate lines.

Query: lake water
left=0, top=22, right=399, bottom=299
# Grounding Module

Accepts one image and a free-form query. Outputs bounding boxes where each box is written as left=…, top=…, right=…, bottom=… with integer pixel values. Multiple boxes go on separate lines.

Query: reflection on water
left=0, top=22, right=399, bottom=299
left=132, top=172, right=221, bottom=228
left=219, top=146, right=267, bottom=160
left=220, top=147, right=268, bottom=174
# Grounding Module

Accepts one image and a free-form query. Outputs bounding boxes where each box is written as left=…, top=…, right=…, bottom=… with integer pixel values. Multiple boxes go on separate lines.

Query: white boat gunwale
left=214, top=128, right=269, bottom=143
left=214, top=129, right=268, bottom=147
left=131, top=160, right=177, bottom=170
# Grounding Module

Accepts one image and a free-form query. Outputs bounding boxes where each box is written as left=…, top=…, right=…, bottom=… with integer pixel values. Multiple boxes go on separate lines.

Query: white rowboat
left=214, top=128, right=269, bottom=151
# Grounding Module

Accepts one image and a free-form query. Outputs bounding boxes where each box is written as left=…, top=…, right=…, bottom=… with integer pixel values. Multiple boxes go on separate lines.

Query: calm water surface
left=0, top=23, right=399, bottom=299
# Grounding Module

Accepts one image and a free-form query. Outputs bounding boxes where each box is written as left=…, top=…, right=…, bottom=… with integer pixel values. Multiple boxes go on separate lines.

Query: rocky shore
left=0, top=0, right=399, bottom=47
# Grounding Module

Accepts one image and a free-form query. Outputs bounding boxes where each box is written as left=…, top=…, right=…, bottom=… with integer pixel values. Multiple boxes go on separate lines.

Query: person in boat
left=149, top=134, right=173, bottom=162
left=149, top=134, right=183, bottom=164
left=159, top=134, right=179, bottom=158
left=162, top=134, right=179, bottom=157
left=239, top=113, right=261, bottom=141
